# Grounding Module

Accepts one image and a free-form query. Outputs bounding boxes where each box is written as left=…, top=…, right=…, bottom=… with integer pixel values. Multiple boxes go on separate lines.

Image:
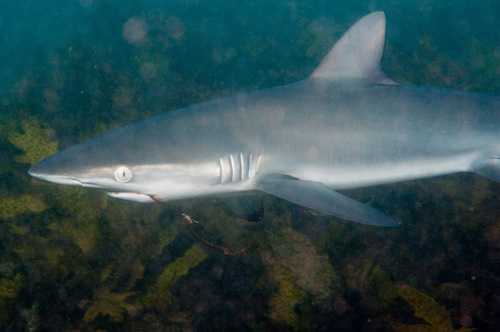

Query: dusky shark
left=29, top=12, right=500, bottom=227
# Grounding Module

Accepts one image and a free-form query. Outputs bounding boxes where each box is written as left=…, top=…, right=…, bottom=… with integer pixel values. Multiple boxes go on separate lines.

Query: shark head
left=28, top=120, right=223, bottom=201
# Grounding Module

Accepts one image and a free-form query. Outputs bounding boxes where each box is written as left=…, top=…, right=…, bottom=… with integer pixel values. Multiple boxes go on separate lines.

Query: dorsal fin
left=310, top=12, right=398, bottom=85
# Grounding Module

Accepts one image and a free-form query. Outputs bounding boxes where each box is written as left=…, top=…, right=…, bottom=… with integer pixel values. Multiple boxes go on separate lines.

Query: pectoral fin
left=255, top=175, right=400, bottom=227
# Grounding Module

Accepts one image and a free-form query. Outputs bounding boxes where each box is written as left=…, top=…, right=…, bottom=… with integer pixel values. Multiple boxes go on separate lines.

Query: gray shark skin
left=28, top=12, right=500, bottom=227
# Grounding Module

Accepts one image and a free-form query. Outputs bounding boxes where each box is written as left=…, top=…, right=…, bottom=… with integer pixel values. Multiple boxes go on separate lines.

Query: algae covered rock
left=7, top=116, right=58, bottom=165
left=0, top=274, right=24, bottom=325
left=146, top=244, right=208, bottom=310
left=0, top=195, right=47, bottom=220
left=260, top=213, right=338, bottom=327
left=79, top=291, right=137, bottom=323
left=266, top=264, right=306, bottom=327
left=391, top=285, right=477, bottom=332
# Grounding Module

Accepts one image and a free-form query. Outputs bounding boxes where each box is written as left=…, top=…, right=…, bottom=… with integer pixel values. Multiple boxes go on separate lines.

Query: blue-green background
left=1, top=0, right=499, bottom=330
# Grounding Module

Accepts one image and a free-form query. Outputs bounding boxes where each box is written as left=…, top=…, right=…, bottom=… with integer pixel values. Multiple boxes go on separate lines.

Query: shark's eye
left=114, top=166, right=133, bottom=182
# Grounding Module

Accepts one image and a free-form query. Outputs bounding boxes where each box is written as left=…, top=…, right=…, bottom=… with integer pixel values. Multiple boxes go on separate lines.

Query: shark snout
left=28, top=157, right=81, bottom=186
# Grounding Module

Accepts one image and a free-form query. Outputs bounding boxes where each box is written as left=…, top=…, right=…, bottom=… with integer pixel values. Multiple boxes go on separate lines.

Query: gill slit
left=219, top=152, right=260, bottom=184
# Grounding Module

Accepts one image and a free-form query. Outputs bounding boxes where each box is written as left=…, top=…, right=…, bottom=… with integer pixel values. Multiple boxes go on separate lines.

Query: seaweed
left=0, top=274, right=24, bottom=325
left=260, top=213, right=337, bottom=327
left=7, top=116, right=58, bottom=165
left=47, top=212, right=100, bottom=255
left=145, top=244, right=208, bottom=310
left=79, top=291, right=137, bottom=323
left=343, top=259, right=399, bottom=316
left=391, top=285, right=477, bottom=332
left=0, top=117, right=53, bottom=220
left=0, top=195, right=47, bottom=220
left=267, top=265, right=305, bottom=327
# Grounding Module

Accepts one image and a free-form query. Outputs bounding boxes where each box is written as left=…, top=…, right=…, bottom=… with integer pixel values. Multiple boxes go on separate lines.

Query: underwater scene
left=1, top=0, right=499, bottom=331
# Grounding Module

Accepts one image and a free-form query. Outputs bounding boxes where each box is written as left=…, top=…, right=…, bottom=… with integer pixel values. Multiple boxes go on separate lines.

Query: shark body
left=29, top=12, right=500, bottom=226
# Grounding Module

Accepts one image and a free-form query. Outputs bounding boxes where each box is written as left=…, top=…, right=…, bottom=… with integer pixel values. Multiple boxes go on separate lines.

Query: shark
left=28, top=12, right=500, bottom=227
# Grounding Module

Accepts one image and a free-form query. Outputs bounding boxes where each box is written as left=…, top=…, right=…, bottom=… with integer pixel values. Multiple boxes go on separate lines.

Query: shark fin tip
left=311, top=11, right=398, bottom=86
